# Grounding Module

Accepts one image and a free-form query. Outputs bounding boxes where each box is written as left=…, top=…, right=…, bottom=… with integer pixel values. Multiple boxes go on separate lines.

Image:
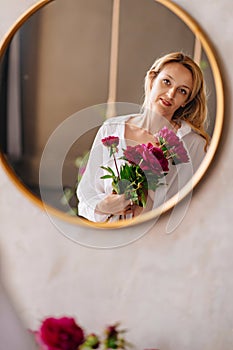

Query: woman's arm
left=77, top=122, right=132, bottom=222
left=76, top=124, right=109, bottom=222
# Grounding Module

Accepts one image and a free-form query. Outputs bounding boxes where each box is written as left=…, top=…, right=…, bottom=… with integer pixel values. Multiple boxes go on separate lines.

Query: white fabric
left=77, top=114, right=206, bottom=222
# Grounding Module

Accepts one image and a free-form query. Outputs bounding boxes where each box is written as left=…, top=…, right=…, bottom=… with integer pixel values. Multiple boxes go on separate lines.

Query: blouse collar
left=176, top=120, right=192, bottom=138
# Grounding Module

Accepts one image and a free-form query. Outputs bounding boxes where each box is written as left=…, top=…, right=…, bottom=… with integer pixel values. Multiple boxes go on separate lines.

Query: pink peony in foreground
left=35, top=317, right=84, bottom=350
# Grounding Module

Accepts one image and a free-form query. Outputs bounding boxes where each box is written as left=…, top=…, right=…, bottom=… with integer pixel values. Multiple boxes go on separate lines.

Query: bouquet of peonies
left=32, top=317, right=131, bottom=350
left=101, top=126, right=189, bottom=211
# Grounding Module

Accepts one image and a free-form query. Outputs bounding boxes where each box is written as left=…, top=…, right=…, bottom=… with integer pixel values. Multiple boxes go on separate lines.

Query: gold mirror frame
left=0, top=0, right=224, bottom=229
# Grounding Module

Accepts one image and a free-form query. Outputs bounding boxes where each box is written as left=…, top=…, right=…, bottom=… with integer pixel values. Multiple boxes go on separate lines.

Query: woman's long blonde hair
left=142, top=52, right=210, bottom=149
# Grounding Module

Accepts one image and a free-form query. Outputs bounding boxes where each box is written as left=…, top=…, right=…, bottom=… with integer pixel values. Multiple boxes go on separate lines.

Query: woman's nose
left=167, top=87, right=176, bottom=99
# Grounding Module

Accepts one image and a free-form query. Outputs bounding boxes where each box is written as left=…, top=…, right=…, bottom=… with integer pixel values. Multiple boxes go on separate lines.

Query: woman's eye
left=179, top=88, right=187, bottom=95
left=163, top=79, right=170, bottom=85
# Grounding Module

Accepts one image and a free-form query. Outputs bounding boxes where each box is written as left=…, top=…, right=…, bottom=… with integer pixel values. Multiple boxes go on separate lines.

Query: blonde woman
left=77, top=52, right=210, bottom=222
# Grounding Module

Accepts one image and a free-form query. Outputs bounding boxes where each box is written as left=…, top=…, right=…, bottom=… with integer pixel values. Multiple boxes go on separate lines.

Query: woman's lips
left=160, top=98, right=172, bottom=107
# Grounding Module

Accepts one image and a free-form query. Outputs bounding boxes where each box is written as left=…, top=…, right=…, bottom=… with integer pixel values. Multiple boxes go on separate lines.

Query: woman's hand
left=95, top=191, right=154, bottom=219
left=95, top=194, right=133, bottom=216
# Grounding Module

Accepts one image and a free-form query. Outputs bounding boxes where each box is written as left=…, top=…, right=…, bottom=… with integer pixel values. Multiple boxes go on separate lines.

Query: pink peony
left=35, top=317, right=85, bottom=350
left=123, top=144, right=146, bottom=165
left=101, top=136, right=119, bottom=148
left=123, top=143, right=168, bottom=175
left=157, top=126, right=189, bottom=164
left=172, top=143, right=190, bottom=164
left=157, top=126, right=181, bottom=147
left=146, top=143, right=169, bottom=172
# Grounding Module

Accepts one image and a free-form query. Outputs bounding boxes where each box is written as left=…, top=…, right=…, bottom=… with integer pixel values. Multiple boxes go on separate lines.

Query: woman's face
left=149, top=62, right=193, bottom=121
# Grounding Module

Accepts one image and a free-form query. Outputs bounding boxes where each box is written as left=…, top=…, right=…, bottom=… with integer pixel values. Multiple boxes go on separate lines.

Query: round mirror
left=0, top=0, right=223, bottom=229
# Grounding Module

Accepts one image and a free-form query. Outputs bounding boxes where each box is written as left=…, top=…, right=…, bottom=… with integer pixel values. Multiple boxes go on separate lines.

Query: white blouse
left=76, top=114, right=206, bottom=222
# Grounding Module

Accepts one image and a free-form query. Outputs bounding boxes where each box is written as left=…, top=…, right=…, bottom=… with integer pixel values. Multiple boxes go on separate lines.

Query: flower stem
left=113, top=153, right=120, bottom=179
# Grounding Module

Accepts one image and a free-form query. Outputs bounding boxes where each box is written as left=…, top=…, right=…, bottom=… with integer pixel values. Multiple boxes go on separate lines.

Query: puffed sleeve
left=182, top=131, right=206, bottom=173
left=76, top=123, right=110, bottom=222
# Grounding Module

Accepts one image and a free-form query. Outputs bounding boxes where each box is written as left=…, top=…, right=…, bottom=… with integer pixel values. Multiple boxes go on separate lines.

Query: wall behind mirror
left=0, top=0, right=216, bottom=217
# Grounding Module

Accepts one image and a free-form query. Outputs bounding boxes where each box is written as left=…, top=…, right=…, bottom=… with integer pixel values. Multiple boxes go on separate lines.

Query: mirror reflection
left=76, top=53, right=210, bottom=223
left=0, top=0, right=216, bottom=224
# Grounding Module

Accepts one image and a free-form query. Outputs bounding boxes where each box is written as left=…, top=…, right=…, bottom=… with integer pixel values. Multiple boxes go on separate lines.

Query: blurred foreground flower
left=34, top=317, right=84, bottom=350
left=103, top=323, right=131, bottom=349
left=33, top=317, right=131, bottom=350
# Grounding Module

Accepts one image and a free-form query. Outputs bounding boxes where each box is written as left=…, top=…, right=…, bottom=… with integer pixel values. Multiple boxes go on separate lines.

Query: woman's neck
left=135, top=110, right=178, bottom=135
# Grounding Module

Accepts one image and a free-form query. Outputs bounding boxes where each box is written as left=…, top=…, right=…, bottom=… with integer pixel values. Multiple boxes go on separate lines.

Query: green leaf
left=140, top=189, right=147, bottom=207
left=120, top=163, right=131, bottom=180
left=131, top=191, right=139, bottom=203
left=101, top=166, right=116, bottom=176
left=60, top=188, right=74, bottom=205
left=65, top=208, right=78, bottom=216
left=100, top=175, right=114, bottom=179
left=112, top=182, right=120, bottom=194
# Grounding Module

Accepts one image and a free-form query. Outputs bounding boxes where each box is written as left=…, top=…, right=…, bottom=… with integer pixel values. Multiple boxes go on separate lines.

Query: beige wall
left=0, top=1, right=232, bottom=349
